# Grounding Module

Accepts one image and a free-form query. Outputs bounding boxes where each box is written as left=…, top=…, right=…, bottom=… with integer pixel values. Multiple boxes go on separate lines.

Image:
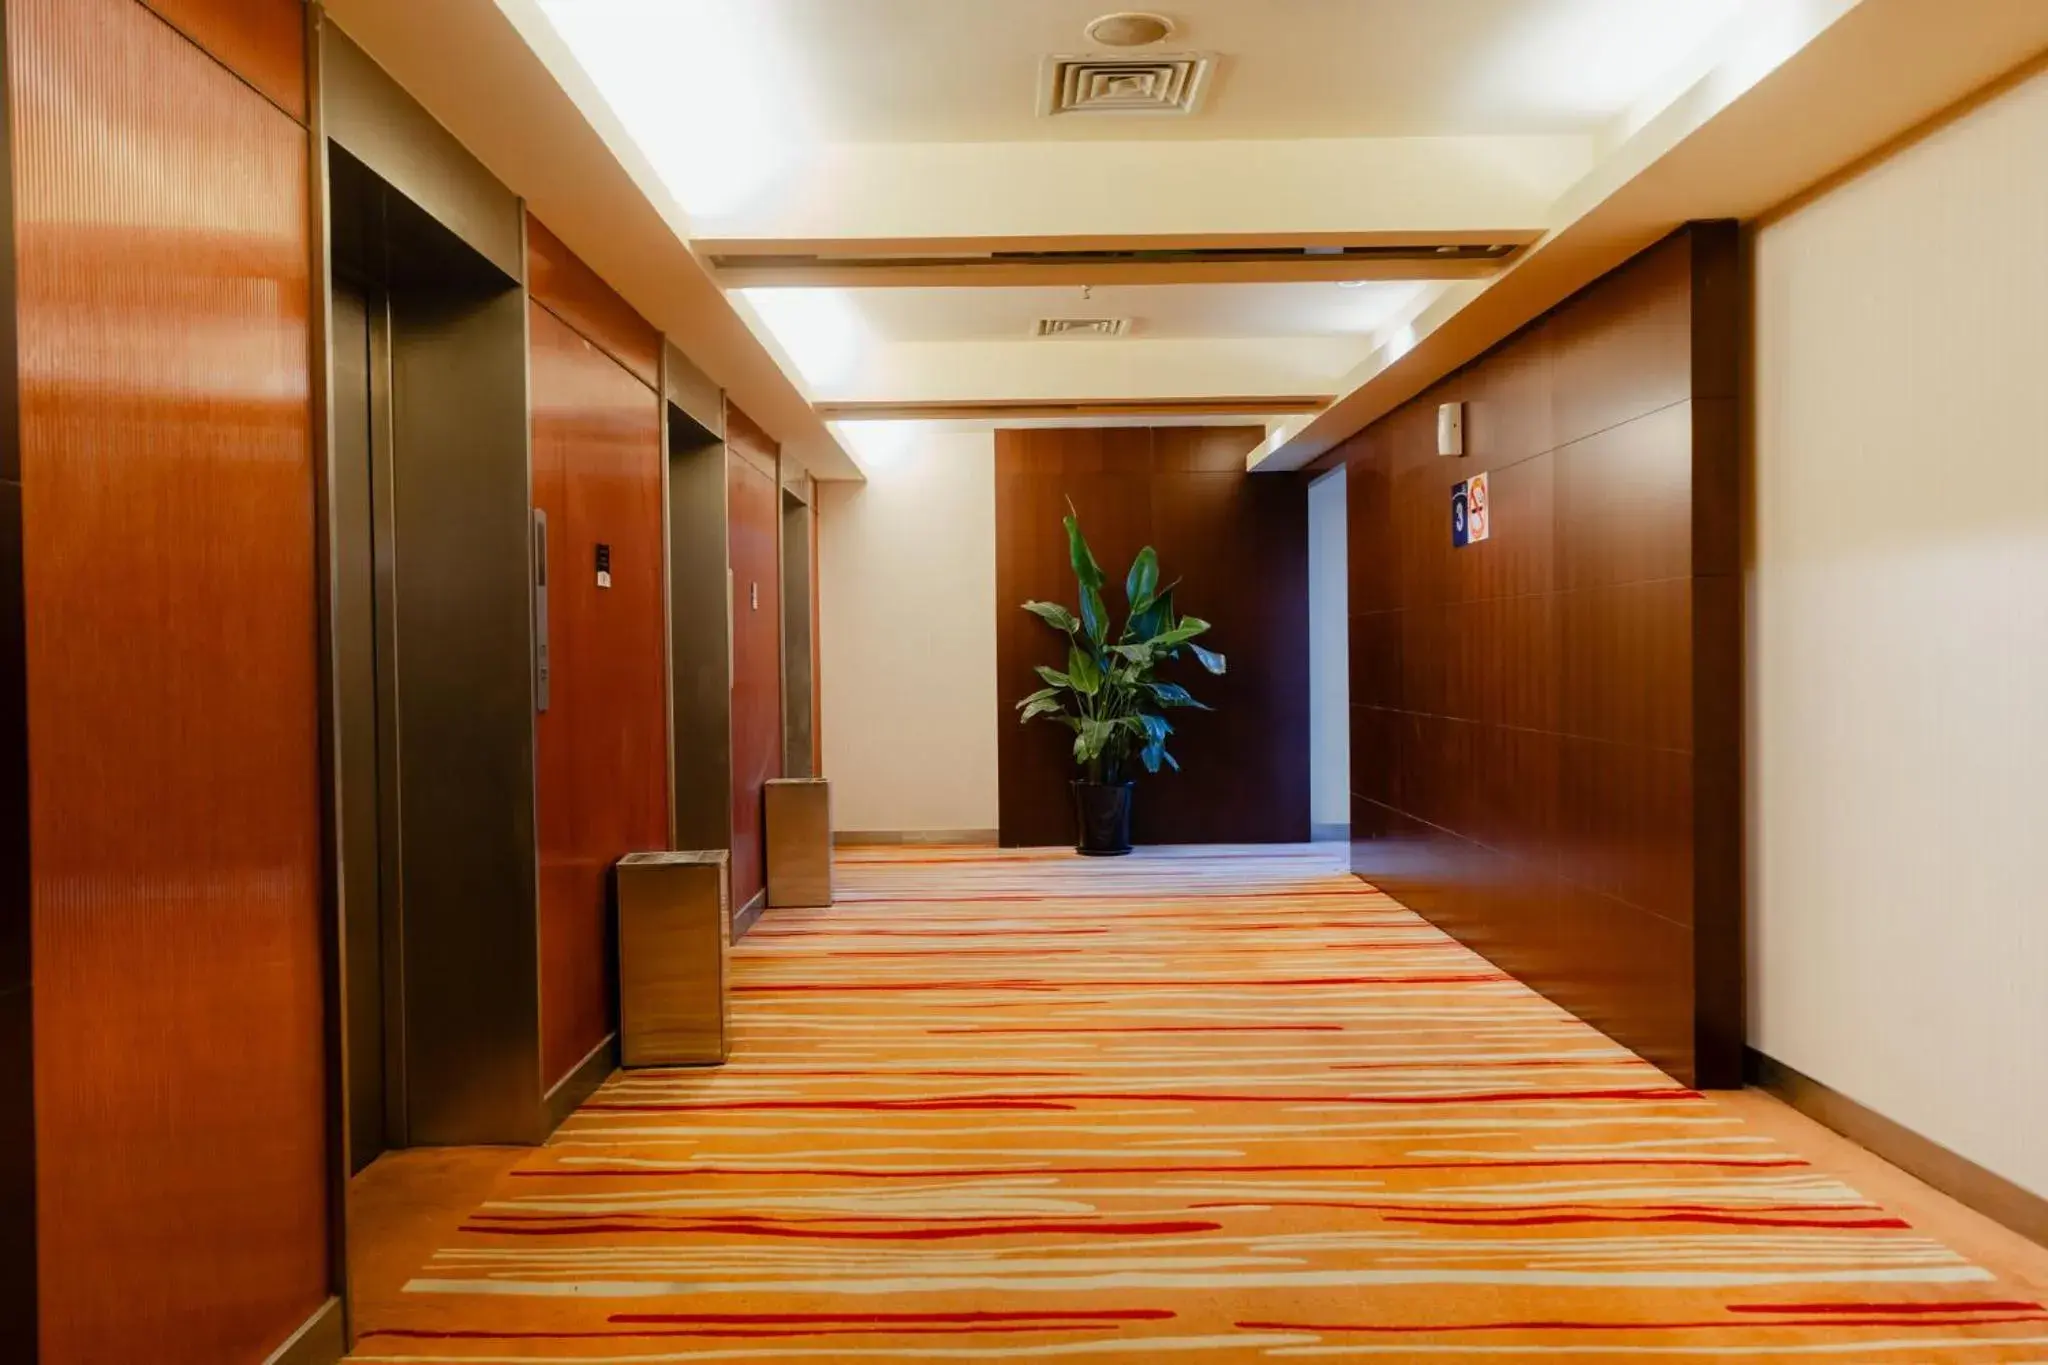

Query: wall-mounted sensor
left=596, top=542, right=612, bottom=589
left=1437, top=401, right=1465, bottom=457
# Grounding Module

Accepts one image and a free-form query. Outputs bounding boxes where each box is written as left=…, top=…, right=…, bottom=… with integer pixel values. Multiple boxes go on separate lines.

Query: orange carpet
left=350, top=845, right=2047, bottom=1362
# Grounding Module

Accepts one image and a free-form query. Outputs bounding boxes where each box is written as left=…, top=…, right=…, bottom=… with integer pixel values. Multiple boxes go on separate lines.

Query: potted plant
left=1017, top=509, right=1225, bottom=856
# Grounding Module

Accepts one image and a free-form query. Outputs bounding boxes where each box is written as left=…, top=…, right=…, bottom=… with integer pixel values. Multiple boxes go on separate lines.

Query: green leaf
left=1063, top=511, right=1104, bottom=591
left=1015, top=686, right=1061, bottom=709
left=1067, top=644, right=1103, bottom=696
left=1109, top=643, right=1154, bottom=666
left=1189, top=642, right=1227, bottom=676
left=1128, top=582, right=1177, bottom=644
left=1022, top=600, right=1081, bottom=634
left=1033, top=665, right=1072, bottom=689
left=1078, top=583, right=1109, bottom=645
left=1145, top=681, right=1210, bottom=710
left=1018, top=696, right=1067, bottom=725
left=1074, top=717, right=1116, bottom=763
left=1124, top=546, right=1159, bottom=611
left=1148, top=616, right=1212, bottom=651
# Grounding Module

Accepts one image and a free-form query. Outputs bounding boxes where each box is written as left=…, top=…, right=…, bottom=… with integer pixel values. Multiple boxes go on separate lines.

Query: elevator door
left=333, top=280, right=399, bottom=1171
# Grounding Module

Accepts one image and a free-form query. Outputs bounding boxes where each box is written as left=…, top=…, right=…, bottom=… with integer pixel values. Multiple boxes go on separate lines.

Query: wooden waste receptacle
left=617, top=850, right=729, bottom=1066
left=766, top=777, right=833, bottom=909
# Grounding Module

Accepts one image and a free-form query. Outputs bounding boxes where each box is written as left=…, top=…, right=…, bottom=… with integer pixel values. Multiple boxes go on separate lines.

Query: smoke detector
left=1041, top=53, right=1213, bottom=117
left=1035, top=318, right=1132, bottom=338
left=1087, top=11, right=1174, bottom=47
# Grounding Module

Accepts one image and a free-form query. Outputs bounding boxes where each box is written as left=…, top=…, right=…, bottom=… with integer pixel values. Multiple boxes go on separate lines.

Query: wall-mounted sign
left=1451, top=472, right=1491, bottom=547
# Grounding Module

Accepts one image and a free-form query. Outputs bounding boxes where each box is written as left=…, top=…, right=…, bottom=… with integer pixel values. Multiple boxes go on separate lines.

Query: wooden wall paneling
left=11, top=0, right=331, bottom=1358
left=726, top=434, right=782, bottom=920
left=141, top=0, right=307, bottom=122
left=993, top=426, right=1309, bottom=848
left=0, top=0, right=31, bottom=1347
left=526, top=213, right=661, bottom=391
left=1344, top=226, right=1743, bottom=1087
left=529, top=302, right=668, bottom=1090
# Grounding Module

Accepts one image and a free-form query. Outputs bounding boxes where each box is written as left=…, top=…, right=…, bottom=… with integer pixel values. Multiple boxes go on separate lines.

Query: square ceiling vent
left=1041, top=54, right=1213, bottom=117
left=1035, top=317, right=1132, bottom=338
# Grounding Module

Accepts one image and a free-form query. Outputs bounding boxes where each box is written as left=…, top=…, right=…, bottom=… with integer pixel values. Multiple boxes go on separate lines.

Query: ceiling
left=546, top=0, right=1742, bottom=145
left=520, top=0, right=2048, bottom=470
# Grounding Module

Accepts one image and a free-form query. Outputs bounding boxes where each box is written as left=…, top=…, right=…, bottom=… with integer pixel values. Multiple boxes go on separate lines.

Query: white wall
left=1308, top=466, right=1350, bottom=832
left=1750, top=65, right=2048, bottom=1199
left=818, top=432, right=1000, bottom=836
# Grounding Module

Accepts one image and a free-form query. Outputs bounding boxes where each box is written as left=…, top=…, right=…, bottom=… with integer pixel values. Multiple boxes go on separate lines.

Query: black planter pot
left=1071, top=780, right=1136, bottom=857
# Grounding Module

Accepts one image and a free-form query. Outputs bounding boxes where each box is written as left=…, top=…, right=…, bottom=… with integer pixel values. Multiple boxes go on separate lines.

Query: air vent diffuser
left=1043, top=54, right=1212, bottom=116
left=1035, top=317, right=1132, bottom=338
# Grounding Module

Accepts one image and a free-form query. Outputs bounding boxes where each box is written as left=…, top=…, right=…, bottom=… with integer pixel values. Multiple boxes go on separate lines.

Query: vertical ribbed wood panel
left=529, top=301, right=668, bottom=1088
left=10, top=0, right=328, bottom=1358
left=141, top=0, right=306, bottom=122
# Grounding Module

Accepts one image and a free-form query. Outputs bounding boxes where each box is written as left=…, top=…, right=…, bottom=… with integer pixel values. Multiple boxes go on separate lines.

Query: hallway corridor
left=348, top=849, right=2045, bottom=1362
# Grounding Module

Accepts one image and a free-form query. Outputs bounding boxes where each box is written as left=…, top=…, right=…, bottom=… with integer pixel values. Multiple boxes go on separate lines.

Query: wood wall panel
left=140, top=0, right=306, bottom=121
left=10, top=0, right=330, bottom=1357
left=529, top=303, right=668, bottom=1089
left=526, top=213, right=661, bottom=392
left=1343, top=225, right=1742, bottom=1086
left=994, top=426, right=1310, bottom=848
left=727, top=443, right=782, bottom=915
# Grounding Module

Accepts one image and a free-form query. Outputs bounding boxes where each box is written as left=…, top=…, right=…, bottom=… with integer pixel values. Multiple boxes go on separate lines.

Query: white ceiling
left=529, top=0, right=2012, bottom=472
left=837, top=281, right=1428, bottom=343
left=553, top=0, right=1745, bottom=145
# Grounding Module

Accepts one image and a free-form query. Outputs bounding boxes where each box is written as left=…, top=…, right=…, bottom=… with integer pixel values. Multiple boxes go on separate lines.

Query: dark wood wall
left=1342, top=224, right=1742, bottom=1087
left=8, top=0, right=333, bottom=1360
left=526, top=215, right=669, bottom=1091
left=726, top=407, right=782, bottom=915
left=995, top=427, right=1309, bottom=848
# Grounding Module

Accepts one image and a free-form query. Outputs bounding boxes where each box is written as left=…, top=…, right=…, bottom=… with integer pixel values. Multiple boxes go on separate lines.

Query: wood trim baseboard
left=542, top=1032, right=617, bottom=1133
left=833, top=829, right=1000, bottom=847
left=1747, top=1048, right=2048, bottom=1249
left=265, top=1295, right=345, bottom=1365
left=732, top=887, right=768, bottom=941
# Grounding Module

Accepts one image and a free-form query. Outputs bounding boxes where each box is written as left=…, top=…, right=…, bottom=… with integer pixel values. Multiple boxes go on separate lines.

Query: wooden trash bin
left=765, top=777, right=833, bottom=909
left=617, top=850, right=729, bottom=1066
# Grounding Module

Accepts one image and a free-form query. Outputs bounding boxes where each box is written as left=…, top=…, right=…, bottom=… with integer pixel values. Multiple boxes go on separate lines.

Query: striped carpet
left=350, top=845, right=2046, bottom=1363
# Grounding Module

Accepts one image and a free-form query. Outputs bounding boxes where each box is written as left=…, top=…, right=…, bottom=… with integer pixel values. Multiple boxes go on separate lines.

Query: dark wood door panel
left=11, top=0, right=329, bottom=1355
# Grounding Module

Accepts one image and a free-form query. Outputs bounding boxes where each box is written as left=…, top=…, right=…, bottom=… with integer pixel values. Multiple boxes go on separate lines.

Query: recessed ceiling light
left=1337, top=280, right=1371, bottom=289
left=1087, top=11, right=1174, bottom=48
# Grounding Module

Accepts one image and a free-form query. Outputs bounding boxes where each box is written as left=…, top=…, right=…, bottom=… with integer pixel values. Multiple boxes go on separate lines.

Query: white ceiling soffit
left=572, top=0, right=1748, bottom=145
left=319, top=0, right=860, bottom=479
left=1258, top=0, right=2048, bottom=471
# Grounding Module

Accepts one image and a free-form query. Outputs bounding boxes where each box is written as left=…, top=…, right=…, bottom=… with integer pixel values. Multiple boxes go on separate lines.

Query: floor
left=346, top=845, right=2048, bottom=1362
